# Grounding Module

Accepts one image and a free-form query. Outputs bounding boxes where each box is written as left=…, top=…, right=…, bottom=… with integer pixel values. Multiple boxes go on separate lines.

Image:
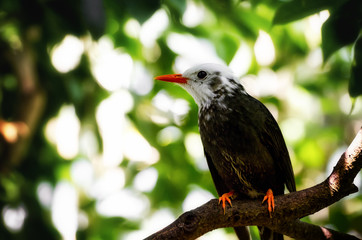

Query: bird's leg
left=262, top=189, right=275, bottom=218
left=218, top=190, right=234, bottom=214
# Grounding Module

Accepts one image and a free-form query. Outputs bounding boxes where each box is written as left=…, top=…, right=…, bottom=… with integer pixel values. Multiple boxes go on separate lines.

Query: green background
left=0, top=0, right=361, bottom=239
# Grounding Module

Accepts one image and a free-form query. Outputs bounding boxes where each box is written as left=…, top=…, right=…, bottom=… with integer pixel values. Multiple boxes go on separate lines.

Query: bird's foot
left=218, top=191, right=234, bottom=214
left=262, top=189, right=275, bottom=218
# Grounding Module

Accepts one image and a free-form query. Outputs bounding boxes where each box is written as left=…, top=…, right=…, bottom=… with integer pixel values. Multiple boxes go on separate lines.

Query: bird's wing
left=204, top=150, right=230, bottom=196
left=205, top=150, right=251, bottom=240
left=261, top=114, right=296, bottom=193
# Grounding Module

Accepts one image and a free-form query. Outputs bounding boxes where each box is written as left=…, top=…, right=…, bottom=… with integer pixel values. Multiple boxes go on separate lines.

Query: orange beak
left=154, top=74, right=188, bottom=84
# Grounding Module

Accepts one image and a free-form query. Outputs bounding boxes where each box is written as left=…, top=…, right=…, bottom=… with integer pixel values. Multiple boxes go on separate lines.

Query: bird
left=155, top=63, right=296, bottom=240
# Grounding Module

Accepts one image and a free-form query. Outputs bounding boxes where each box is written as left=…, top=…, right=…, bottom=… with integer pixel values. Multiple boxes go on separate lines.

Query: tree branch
left=146, top=127, right=362, bottom=240
left=0, top=28, right=46, bottom=172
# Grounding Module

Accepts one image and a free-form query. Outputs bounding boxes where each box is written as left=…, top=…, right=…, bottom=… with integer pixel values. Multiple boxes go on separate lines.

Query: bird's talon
left=262, top=189, right=274, bottom=218
left=218, top=191, right=234, bottom=214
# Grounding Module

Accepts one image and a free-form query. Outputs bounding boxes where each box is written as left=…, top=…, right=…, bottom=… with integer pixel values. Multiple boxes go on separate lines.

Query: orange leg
left=218, top=191, right=234, bottom=214
left=262, top=189, right=275, bottom=218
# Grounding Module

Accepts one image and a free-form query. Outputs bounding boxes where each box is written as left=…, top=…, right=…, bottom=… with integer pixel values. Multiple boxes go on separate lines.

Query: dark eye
left=197, top=71, right=207, bottom=79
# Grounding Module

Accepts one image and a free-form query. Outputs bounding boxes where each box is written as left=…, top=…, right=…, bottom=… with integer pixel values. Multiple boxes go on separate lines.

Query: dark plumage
left=155, top=63, right=296, bottom=240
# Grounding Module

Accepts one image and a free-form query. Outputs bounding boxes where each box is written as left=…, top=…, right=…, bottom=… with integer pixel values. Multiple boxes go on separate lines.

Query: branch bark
left=146, top=128, right=362, bottom=240
left=0, top=28, right=46, bottom=172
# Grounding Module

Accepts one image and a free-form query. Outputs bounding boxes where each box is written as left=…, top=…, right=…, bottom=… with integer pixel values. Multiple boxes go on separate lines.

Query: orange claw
left=218, top=191, right=234, bottom=214
left=262, top=189, right=275, bottom=218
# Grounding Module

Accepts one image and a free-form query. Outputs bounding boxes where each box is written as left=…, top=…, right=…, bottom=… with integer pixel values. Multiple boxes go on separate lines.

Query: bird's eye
left=197, top=71, right=207, bottom=79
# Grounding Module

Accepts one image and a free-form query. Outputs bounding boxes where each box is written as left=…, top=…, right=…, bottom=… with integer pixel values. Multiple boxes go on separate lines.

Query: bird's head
left=155, top=63, right=244, bottom=108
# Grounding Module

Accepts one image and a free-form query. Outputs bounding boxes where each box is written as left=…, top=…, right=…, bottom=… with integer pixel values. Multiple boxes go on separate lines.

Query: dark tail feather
left=234, top=227, right=250, bottom=240
left=258, top=226, right=283, bottom=240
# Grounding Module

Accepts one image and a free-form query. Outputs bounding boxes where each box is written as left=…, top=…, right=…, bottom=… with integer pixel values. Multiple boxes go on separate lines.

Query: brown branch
left=0, top=27, right=46, bottom=172
left=145, top=128, right=362, bottom=240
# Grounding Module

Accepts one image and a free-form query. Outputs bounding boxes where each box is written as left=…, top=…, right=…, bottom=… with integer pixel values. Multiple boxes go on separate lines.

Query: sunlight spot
left=44, top=118, right=56, bottom=143
left=0, top=120, right=28, bottom=143
left=96, top=90, right=134, bottom=166
left=90, top=168, right=125, bottom=199
left=71, top=159, right=94, bottom=191
left=97, top=89, right=158, bottom=165
left=152, top=90, right=174, bottom=112
left=55, top=105, right=80, bottom=159
left=157, top=126, right=183, bottom=146
left=123, top=127, right=160, bottom=164
left=242, top=68, right=292, bottom=99
left=348, top=97, right=362, bottom=116
left=326, top=147, right=345, bottom=177
left=124, top=18, right=141, bottom=38
left=287, top=87, right=321, bottom=121
left=0, top=121, right=17, bottom=142
left=45, top=105, right=80, bottom=159
left=306, top=49, right=323, bottom=68
left=172, top=99, right=190, bottom=125
left=239, top=74, right=257, bottom=96
left=185, top=133, right=207, bottom=170
left=37, top=182, right=53, bottom=209
left=200, top=229, right=237, bottom=240
left=280, top=118, right=306, bottom=144
left=230, top=42, right=252, bottom=77
left=344, top=198, right=362, bottom=214
left=78, top=211, right=89, bottom=230
left=124, top=209, right=175, bottom=240
left=149, top=114, right=170, bottom=125
left=142, top=43, right=162, bottom=62
left=339, top=93, right=353, bottom=115
left=255, top=68, right=279, bottom=96
left=264, top=103, right=279, bottom=121
left=182, top=187, right=214, bottom=211
left=2, top=205, right=27, bottom=232
left=182, top=1, right=205, bottom=27
left=142, top=209, right=175, bottom=235
left=52, top=182, right=78, bottom=240
left=140, top=9, right=169, bottom=47
left=167, top=33, right=224, bottom=70
left=134, top=167, right=158, bottom=192
left=89, top=37, right=133, bottom=91
left=254, top=31, right=275, bottom=66
left=96, top=189, right=149, bottom=219
left=319, top=10, right=330, bottom=22
left=51, top=35, right=84, bottom=73
left=152, top=91, right=190, bottom=125
left=130, top=62, right=154, bottom=95
left=79, top=128, right=99, bottom=158
left=110, top=90, right=134, bottom=113
left=308, top=207, right=329, bottom=225
left=306, top=10, right=329, bottom=48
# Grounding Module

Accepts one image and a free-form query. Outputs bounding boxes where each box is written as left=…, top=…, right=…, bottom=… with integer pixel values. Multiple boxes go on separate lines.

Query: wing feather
left=204, top=150, right=229, bottom=196
left=259, top=106, right=296, bottom=193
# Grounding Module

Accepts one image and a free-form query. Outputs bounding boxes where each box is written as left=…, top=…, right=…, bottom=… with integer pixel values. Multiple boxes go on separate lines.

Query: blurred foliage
left=274, top=0, right=362, bottom=97
left=0, top=0, right=361, bottom=240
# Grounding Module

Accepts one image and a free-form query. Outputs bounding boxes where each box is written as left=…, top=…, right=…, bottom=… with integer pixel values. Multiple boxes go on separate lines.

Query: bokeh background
left=0, top=0, right=362, bottom=239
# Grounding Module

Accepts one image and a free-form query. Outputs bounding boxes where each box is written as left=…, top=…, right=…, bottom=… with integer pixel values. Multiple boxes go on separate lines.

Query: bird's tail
left=258, top=226, right=283, bottom=240
left=234, top=226, right=250, bottom=240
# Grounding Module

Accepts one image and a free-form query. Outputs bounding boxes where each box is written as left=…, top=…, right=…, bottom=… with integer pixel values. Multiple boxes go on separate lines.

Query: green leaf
left=162, top=0, right=187, bottom=23
left=297, top=139, right=325, bottom=168
left=321, top=0, right=362, bottom=61
left=125, top=0, right=162, bottom=23
left=349, top=34, right=362, bottom=98
left=273, top=0, right=334, bottom=25
left=213, top=33, right=239, bottom=64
